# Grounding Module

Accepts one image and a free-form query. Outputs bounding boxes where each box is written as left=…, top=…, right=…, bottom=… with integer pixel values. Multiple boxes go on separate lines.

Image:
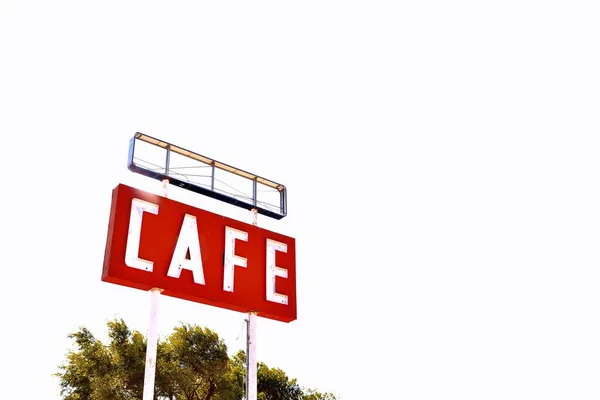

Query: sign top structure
left=128, top=132, right=288, bottom=219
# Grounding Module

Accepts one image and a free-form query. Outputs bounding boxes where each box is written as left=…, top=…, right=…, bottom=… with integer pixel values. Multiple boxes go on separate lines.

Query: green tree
left=106, top=319, right=147, bottom=398
left=56, top=322, right=144, bottom=400
left=257, top=362, right=302, bottom=400
left=161, top=323, right=229, bottom=400
left=212, top=350, right=245, bottom=400
left=235, top=351, right=337, bottom=400
left=56, top=327, right=102, bottom=399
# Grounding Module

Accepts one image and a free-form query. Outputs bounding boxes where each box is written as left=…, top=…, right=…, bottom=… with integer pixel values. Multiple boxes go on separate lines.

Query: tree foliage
left=161, top=323, right=229, bottom=400
left=56, top=319, right=337, bottom=400
left=257, top=362, right=302, bottom=400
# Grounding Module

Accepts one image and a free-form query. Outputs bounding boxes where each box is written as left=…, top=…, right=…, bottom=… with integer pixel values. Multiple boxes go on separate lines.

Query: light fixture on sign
left=127, top=132, right=287, bottom=219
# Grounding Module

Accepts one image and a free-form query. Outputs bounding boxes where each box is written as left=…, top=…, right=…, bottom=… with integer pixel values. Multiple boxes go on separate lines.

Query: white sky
left=1, top=1, right=599, bottom=399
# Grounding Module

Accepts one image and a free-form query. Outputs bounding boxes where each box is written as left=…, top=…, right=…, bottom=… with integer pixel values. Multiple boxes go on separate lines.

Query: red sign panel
left=103, top=184, right=297, bottom=322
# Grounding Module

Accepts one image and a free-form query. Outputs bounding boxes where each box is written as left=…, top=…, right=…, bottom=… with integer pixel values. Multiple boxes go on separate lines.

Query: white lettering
left=125, top=198, right=159, bottom=272
left=223, top=227, right=248, bottom=292
left=167, top=214, right=205, bottom=284
left=266, top=239, right=288, bottom=304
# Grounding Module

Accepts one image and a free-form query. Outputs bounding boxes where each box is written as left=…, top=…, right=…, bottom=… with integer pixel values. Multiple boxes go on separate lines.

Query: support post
left=244, top=318, right=249, bottom=398
left=165, top=144, right=171, bottom=175
left=143, top=288, right=163, bottom=400
left=211, top=161, right=215, bottom=191
left=247, top=311, right=258, bottom=400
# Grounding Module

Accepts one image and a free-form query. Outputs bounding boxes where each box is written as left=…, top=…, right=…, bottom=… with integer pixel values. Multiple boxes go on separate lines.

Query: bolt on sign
left=103, top=184, right=297, bottom=322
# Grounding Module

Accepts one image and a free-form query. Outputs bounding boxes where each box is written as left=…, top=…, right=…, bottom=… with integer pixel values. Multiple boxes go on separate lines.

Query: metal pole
left=244, top=318, right=249, bottom=399
left=211, top=162, right=215, bottom=191
left=165, top=144, right=171, bottom=175
left=143, top=288, right=163, bottom=400
left=247, top=312, right=257, bottom=400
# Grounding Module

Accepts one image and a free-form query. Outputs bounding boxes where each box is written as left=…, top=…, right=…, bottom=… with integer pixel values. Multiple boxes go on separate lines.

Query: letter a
left=167, top=214, right=205, bottom=284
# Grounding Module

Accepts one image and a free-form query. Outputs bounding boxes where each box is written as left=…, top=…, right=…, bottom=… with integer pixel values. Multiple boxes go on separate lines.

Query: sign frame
left=103, top=183, right=297, bottom=323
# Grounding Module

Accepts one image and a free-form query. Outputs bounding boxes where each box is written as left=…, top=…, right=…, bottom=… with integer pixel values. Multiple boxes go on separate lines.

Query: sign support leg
left=143, top=287, right=162, bottom=400
left=247, top=311, right=258, bottom=400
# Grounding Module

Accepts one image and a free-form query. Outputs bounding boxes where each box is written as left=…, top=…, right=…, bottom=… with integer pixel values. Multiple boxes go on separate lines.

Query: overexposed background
left=1, top=1, right=599, bottom=399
